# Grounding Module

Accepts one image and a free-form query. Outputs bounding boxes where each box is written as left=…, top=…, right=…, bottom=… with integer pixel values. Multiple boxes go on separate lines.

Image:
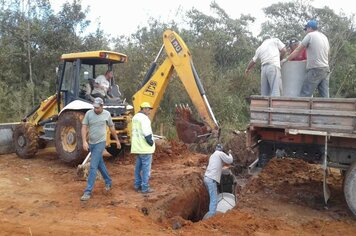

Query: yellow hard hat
left=140, top=102, right=153, bottom=109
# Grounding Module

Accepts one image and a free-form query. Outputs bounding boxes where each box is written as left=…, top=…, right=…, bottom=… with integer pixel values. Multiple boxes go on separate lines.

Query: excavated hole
left=160, top=173, right=210, bottom=223
left=148, top=171, right=239, bottom=224
left=182, top=183, right=210, bottom=222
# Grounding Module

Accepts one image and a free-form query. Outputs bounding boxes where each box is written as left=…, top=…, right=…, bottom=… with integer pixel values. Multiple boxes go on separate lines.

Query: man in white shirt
left=245, top=36, right=287, bottom=96
left=91, top=70, right=112, bottom=99
left=204, top=144, right=233, bottom=219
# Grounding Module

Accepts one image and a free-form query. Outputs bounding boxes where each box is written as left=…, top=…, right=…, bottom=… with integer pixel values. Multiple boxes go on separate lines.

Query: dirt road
left=0, top=140, right=355, bottom=235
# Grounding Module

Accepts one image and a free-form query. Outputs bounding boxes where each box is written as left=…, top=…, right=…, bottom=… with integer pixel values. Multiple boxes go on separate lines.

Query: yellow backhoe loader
left=13, top=29, right=219, bottom=165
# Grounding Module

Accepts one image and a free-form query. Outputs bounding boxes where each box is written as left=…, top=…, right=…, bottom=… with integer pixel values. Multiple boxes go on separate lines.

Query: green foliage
left=0, top=0, right=355, bottom=141
left=82, top=26, right=111, bottom=51
left=0, top=0, right=91, bottom=120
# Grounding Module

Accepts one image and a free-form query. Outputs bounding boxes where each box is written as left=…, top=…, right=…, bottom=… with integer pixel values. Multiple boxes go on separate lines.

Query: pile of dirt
left=239, top=158, right=353, bottom=220
left=113, top=140, right=190, bottom=165
left=224, top=131, right=257, bottom=176
left=224, top=131, right=255, bottom=164
left=153, top=139, right=189, bottom=163
left=247, top=158, right=320, bottom=193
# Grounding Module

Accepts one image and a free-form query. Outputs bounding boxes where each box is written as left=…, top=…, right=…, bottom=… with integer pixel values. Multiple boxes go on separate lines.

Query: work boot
left=80, top=192, right=91, bottom=201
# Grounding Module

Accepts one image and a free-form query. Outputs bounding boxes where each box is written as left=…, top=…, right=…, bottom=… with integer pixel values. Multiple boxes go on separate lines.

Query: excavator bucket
left=175, top=104, right=212, bottom=143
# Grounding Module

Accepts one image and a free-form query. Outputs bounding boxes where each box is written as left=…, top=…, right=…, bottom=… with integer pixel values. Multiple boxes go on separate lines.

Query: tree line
left=0, top=0, right=355, bottom=136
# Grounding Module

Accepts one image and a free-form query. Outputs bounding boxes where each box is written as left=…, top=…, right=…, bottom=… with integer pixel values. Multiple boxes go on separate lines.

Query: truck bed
left=249, top=95, right=356, bottom=136
left=247, top=96, right=356, bottom=167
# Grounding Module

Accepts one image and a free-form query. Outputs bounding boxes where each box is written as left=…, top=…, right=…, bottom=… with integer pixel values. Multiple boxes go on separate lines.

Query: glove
left=228, top=150, right=232, bottom=154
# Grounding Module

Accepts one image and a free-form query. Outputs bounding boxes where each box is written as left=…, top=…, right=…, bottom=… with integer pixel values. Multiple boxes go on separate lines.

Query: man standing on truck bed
left=245, top=36, right=287, bottom=96
left=283, top=20, right=330, bottom=98
left=80, top=97, right=121, bottom=201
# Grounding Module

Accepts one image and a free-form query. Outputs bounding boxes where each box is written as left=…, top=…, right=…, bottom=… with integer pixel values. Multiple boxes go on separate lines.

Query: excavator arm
left=132, top=30, right=219, bottom=143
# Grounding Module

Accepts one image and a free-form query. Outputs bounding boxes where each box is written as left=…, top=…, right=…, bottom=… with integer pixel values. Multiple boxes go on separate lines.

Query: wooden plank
left=249, top=96, right=356, bottom=135
left=250, top=107, right=356, bottom=117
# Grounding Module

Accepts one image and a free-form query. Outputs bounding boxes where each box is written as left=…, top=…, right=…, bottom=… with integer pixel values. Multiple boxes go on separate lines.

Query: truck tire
left=344, top=162, right=356, bottom=216
left=13, top=122, right=39, bottom=159
left=55, top=111, right=87, bottom=166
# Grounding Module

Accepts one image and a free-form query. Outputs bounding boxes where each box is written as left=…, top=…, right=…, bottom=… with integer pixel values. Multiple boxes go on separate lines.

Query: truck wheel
left=13, top=122, right=39, bottom=159
left=55, top=111, right=86, bottom=166
left=344, top=162, right=356, bottom=216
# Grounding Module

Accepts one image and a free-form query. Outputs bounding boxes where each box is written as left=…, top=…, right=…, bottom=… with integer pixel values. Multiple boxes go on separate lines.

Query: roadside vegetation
left=0, top=0, right=355, bottom=138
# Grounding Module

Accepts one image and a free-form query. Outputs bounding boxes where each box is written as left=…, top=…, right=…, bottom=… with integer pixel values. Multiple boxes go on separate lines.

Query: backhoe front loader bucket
left=0, top=123, right=19, bottom=155
left=175, top=104, right=212, bottom=143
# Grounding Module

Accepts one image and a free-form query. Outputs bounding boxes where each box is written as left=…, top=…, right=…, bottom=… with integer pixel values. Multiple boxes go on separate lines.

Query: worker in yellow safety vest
left=131, top=102, right=156, bottom=194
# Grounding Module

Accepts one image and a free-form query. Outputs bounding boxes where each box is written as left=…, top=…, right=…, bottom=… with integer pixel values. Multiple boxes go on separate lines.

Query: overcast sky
left=50, top=0, right=354, bottom=37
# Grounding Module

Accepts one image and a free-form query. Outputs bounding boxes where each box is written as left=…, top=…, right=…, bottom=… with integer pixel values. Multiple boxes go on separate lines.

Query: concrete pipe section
left=281, top=61, right=306, bottom=97
left=203, top=169, right=238, bottom=219
left=0, top=123, right=19, bottom=155
left=216, top=192, right=237, bottom=213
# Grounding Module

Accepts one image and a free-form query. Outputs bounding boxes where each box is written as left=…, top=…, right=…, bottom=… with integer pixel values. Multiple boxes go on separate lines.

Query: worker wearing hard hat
left=131, top=102, right=156, bottom=194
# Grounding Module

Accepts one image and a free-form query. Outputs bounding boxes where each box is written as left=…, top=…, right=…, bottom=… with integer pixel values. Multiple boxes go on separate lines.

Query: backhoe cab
left=13, top=51, right=130, bottom=165
left=13, top=30, right=219, bottom=165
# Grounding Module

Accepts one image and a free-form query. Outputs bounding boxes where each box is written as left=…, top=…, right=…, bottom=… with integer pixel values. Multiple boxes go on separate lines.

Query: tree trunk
left=26, top=0, right=34, bottom=106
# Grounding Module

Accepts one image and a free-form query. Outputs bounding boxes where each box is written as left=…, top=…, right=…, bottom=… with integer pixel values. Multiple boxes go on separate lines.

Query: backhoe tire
left=13, top=122, right=39, bottom=159
left=55, top=111, right=87, bottom=166
left=38, top=138, right=47, bottom=149
left=344, top=162, right=356, bottom=216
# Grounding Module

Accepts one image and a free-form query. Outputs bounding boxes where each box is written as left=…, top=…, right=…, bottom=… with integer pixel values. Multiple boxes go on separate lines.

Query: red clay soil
left=0, top=140, right=355, bottom=235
